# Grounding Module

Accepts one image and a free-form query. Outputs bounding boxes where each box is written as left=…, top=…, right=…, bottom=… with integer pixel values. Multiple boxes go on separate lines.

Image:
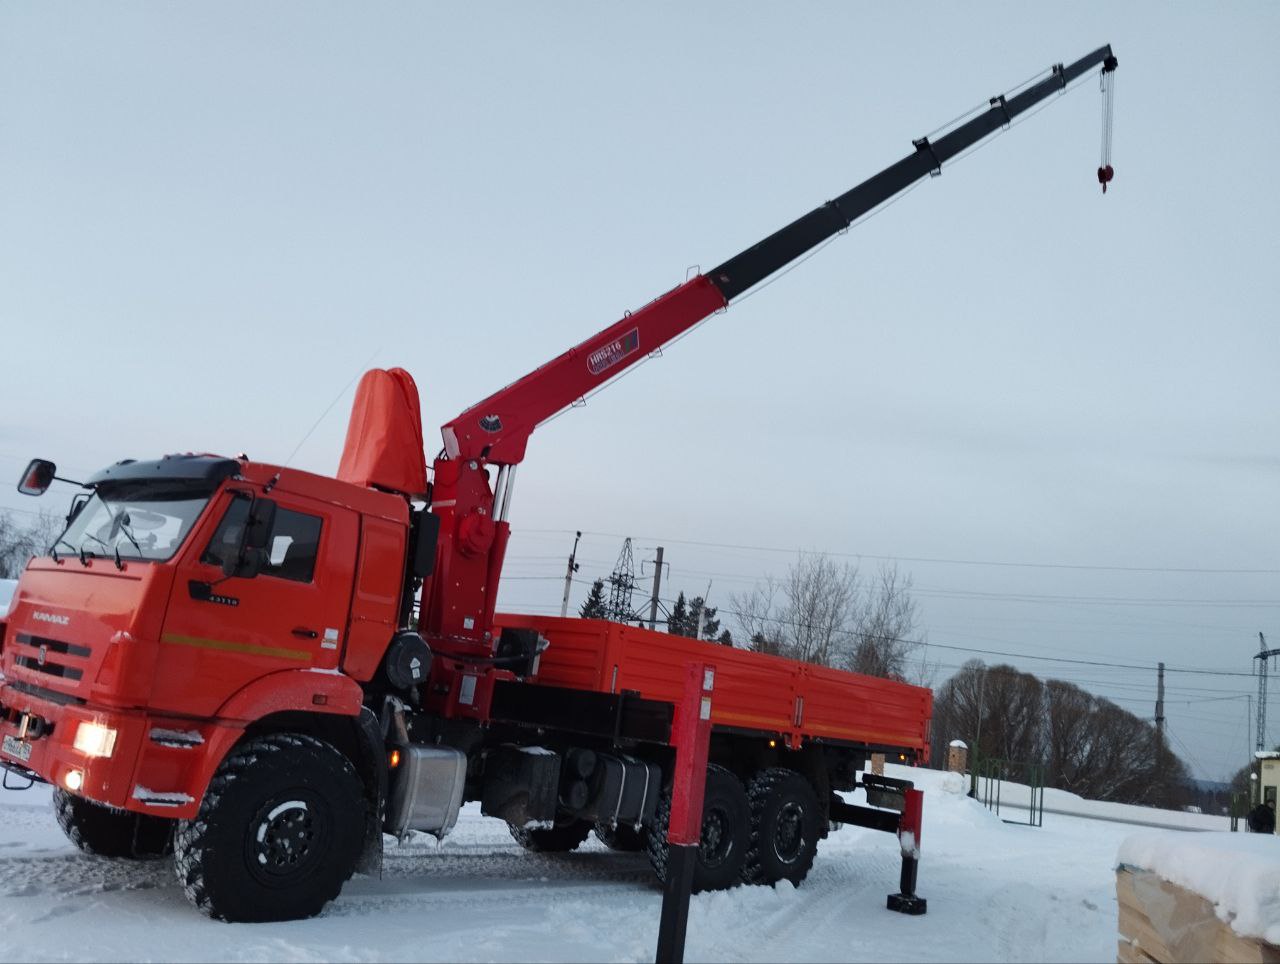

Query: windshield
left=53, top=482, right=216, bottom=563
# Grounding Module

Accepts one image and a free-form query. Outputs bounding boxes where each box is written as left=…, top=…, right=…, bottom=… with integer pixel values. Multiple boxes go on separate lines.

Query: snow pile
left=0, top=578, right=15, bottom=617
left=1118, top=831, right=1280, bottom=943
left=938, top=770, right=966, bottom=795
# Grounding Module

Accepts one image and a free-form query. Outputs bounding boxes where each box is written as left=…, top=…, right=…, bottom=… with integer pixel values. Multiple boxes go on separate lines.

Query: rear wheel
left=646, top=764, right=749, bottom=892
left=743, top=768, right=821, bottom=886
left=173, top=733, right=365, bottom=922
left=53, top=789, right=173, bottom=859
left=508, top=818, right=593, bottom=852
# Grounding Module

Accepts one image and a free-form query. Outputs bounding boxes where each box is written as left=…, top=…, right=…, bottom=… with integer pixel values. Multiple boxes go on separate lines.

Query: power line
left=518, top=527, right=1279, bottom=575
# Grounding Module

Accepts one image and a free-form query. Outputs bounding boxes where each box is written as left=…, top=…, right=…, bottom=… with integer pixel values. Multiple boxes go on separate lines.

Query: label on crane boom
left=587, top=328, right=640, bottom=376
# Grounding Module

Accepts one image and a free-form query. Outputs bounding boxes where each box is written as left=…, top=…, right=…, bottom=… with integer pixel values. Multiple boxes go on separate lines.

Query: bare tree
left=781, top=553, right=859, bottom=665
left=933, top=660, right=1192, bottom=809
left=729, top=554, right=924, bottom=678
left=845, top=564, right=924, bottom=681
left=732, top=575, right=786, bottom=656
left=929, top=661, right=1042, bottom=764
left=0, top=510, right=64, bottom=579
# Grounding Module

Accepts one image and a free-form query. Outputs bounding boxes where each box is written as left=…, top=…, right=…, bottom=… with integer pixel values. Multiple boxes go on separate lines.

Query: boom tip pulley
left=1098, top=54, right=1118, bottom=193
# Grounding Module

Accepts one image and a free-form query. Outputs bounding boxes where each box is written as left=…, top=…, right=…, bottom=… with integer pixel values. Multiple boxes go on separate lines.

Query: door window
left=261, top=508, right=323, bottom=583
left=200, top=497, right=251, bottom=569
left=199, top=498, right=322, bottom=583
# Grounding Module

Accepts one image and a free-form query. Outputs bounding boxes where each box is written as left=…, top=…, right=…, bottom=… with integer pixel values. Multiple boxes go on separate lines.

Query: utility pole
left=1248, top=695, right=1254, bottom=761
left=1255, top=632, right=1280, bottom=753
left=648, top=546, right=665, bottom=631
left=1155, top=662, right=1165, bottom=745
left=559, top=531, right=582, bottom=618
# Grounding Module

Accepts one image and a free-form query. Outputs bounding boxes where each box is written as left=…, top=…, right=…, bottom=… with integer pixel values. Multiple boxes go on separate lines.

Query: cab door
left=155, top=488, right=358, bottom=718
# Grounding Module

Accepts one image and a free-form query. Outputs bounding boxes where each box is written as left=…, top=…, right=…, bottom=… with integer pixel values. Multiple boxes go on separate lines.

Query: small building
left=1256, top=751, right=1280, bottom=824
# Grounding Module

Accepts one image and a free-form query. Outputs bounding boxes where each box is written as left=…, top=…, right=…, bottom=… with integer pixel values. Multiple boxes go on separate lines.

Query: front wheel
left=173, top=733, right=366, bottom=922
left=646, top=764, right=749, bottom=893
left=53, top=789, right=173, bottom=858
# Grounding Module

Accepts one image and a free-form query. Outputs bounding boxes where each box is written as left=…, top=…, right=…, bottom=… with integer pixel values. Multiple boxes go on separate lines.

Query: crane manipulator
left=384, top=45, right=1118, bottom=721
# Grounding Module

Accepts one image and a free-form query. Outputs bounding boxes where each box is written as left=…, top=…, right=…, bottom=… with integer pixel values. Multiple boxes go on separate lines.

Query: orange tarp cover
left=337, top=368, right=428, bottom=497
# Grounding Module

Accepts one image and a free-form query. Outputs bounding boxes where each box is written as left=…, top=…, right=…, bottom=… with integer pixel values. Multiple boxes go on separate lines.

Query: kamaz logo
left=32, top=612, right=69, bottom=627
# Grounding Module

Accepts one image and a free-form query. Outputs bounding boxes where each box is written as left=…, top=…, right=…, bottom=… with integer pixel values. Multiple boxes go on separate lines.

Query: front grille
left=12, top=633, right=91, bottom=685
left=6, top=680, right=86, bottom=706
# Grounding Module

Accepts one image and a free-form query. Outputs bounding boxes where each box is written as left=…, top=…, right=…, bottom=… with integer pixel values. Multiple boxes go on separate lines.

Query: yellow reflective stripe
left=160, top=633, right=312, bottom=662
left=713, top=709, right=791, bottom=729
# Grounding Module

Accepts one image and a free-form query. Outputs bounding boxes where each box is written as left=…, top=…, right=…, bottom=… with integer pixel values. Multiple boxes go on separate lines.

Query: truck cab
left=0, top=454, right=407, bottom=821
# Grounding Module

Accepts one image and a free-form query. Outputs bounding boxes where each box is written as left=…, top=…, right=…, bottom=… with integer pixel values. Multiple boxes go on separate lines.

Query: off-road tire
left=172, top=733, right=365, bottom=922
left=507, top=818, right=593, bottom=852
left=53, top=789, right=173, bottom=858
left=594, top=822, right=646, bottom=852
left=646, top=764, right=749, bottom=893
left=743, top=767, right=821, bottom=886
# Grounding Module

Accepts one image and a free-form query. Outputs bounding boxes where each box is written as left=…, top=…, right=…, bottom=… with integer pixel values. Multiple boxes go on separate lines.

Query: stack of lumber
left=1117, top=865, right=1280, bottom=963
left=1117, top=831, right=1280, bottom=964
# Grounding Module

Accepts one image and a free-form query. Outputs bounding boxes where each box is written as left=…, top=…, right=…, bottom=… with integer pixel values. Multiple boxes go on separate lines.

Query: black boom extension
left=708, top=45, right=1117, bottom=301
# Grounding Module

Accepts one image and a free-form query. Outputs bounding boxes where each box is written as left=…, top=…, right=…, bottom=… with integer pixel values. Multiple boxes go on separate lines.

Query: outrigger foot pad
left=887, top=893, right=928, bottom=915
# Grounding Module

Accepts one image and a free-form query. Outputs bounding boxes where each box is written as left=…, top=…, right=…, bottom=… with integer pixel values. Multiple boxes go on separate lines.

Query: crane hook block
left=1097, top=164, right=1114, bottom=193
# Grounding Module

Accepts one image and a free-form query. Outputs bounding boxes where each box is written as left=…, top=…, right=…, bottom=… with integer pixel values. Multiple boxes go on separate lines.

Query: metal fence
left=971, top=756, right=1045, bottom=827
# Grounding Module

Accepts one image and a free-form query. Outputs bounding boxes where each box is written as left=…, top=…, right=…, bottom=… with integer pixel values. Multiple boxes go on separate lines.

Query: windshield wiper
left=84, top=532, right=127, bottom=571
left=80, top=532, right=115, bottom=567
left=116, top=513, right=145, bottom=559
left=50, top=536, right=76, bottom=563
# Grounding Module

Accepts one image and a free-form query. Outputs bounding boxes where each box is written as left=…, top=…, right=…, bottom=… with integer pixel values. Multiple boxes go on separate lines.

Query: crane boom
left=442, top=44, right=1117, bottom=466
left=421, top=44, right=1118, bottom=662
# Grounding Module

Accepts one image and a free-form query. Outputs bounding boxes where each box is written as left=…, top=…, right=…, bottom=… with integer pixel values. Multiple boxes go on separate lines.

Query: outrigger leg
left=887, top=787, right=927, bottom=915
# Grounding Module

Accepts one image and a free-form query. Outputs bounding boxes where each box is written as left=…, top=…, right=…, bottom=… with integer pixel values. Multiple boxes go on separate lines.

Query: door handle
left=292, top=627, right=319, bottom=639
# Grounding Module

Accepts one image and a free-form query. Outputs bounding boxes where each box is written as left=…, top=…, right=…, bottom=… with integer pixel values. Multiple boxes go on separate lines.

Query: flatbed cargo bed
left=496, top=614, right=932, bottom=759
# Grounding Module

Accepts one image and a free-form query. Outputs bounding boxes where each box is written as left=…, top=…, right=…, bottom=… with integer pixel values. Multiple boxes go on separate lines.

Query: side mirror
left=220, top=546, right=266, bottom=579
left=240, top=547, right=267, bottom=579
left=67, top=493, right=90, bottom=525
left=245, top=500, right=276, bottom=552
left=220, top=497, right=276, bottom=579
left=18, top=459, right=56, bottom=496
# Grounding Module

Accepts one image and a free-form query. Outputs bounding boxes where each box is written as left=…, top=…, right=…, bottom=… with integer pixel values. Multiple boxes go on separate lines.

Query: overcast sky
left=2, top=3, right=1277, bottom=780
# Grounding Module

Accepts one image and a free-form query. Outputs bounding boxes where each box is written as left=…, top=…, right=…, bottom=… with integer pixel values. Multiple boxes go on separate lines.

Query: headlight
left=73, top=721, right=117, bottom=758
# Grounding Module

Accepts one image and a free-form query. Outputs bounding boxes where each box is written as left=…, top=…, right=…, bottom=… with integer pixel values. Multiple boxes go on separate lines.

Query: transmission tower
left=1255, top=632, right=1280, bottom=752
left=604, top=537, right=638, bottom=623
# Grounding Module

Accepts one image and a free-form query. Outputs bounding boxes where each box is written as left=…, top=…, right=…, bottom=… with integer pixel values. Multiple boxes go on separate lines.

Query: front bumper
left=0, top=678, right=234, bottom=819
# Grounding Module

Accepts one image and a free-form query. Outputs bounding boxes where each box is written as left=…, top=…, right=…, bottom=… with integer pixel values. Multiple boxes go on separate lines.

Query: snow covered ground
left=0, top=764, right=1214, bottom=963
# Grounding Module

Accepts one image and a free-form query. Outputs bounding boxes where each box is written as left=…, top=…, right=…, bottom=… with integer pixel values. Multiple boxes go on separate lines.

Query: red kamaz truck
left=0, top=45, right=1115, bottom=922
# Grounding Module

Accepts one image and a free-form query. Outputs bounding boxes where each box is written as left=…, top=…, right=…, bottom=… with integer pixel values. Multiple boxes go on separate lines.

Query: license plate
left=1, top=734, right=31, bottom=763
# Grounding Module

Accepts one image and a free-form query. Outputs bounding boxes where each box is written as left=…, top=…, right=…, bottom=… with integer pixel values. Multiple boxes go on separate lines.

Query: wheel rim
left=245, top=792, right=329, bottom=886
left=699, top=806, right=734, bottom=868
left=772, top=800, right=805, bottom=864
